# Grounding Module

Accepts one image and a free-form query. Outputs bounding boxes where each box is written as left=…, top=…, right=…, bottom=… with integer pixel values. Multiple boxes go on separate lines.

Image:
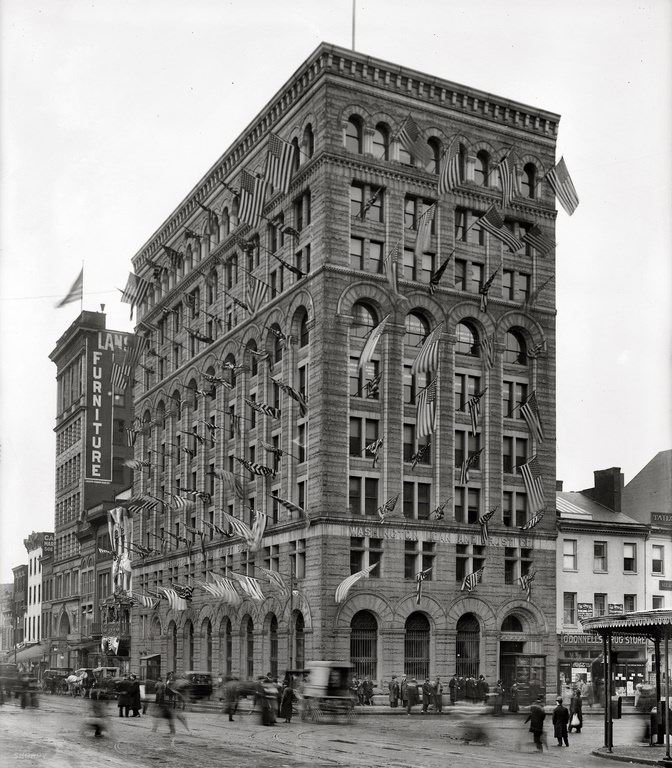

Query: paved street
left=0, top=695, right=651, bottom=768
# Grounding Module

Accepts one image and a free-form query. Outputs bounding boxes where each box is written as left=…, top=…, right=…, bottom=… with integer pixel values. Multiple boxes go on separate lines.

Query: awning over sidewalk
left=13, top=644, right=47, bottom=662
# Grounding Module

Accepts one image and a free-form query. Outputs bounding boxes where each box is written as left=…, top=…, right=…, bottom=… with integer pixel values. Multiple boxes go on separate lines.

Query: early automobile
left=91, top=667, right=120, bottom=699
left=166, top=671, right=213, bottom=705
left=300, top=661, right=355, bottom=722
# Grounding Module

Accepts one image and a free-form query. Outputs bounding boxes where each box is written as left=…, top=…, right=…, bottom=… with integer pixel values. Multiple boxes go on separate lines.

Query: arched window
left=202, top=618, right=213, bottom=672
left=427, top=138, right=441, bottom=174
left=185, top=620, right=195, bottom=669
left=269, top=614, right=278, bottom=678
left=222, top=207, right=230, bottom=237
left=404, top=312, right=430, bottom=348
left=298, top=310, right=310, bottom=348
left=247, top=340, right=259, bottom=377
left=372, top=123, right=389, bottom=160
left=294, top=612, right=305, bottom=671
left=352, top=302, right=377, bottom=339
left=404, top=612, right=430, bottom=680
left=221, top=618, right=232, bottom=676
left=244, top=617, right=254, bottom=679
left=456, top=613, right=480, bottom=678
left=521, top=163, right=536, bottom=199
left=223, top=353, right=237, bottom=388
left=475, top=151, right=490, bottom=187
left=501, top=615, right=523, bottom=632
left=171, top=390, right=182, bottom=421
left=185, top=244, right=194, bottom=274
left=227, top=254, right=238, bottom=290
left=168, top=621, right=178, bottom=673
left=350, top=610, right=378, bottom=680
left=504, top=329, right=527, bottom=365
left=345, top=116, right=363, bottom=153
left=207, top=269, right=218, bottom=304
left=302, top=124, right=314, bottom=160
left=291, top=137, right=300, bottom=173
left=270, top=323, right=283, bottom=364
left=455, top=322, right=480, bottom=357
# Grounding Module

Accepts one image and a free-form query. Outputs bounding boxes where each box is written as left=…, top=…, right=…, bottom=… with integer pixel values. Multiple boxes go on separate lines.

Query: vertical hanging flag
left=411, top=322, right=442, bottom=375
left=518, top=570, right=536, bottom=601
left=478, top=507, right=497, bottom=546
left=414, top=203, right=436, bottom=258
left=498, top=151, right=519, bottom=207
left=429, top=252, right=453, bottom=295
left=247, top=278, right=268, bottom=316
left=477, top=205, right=523, bottom=252
left=461, top=566, right=485, bottom=592
left=120, top=272, right=151, bottom=318
left=518, top=456, right=545, bottom=512
left=416, top=378, right=437, bottom=438
left=396, top=114, right=431, bottom=166
left=466, top=387, right=487, bottom=436
left=273, top=378, right=307, bottom=417
left=479, top=266, right=500, bottom=312
left=358, top=314, right=389, bottom=370
left=520, top=391, right=545, bottom=443
left=265, top=133, right=296, bottom=194
left=546, top=157, right=579, bottom=215
left=415, top=568, right=432, bottom=604
left=366, top=437, right=384, bottom=468
left=480, top=334, right=495, bottom=371
left=55, top=268, right=84, bottom=308
left=438, top=144, right=461, bottom=196
left=459, top=448, right=484, bottom=486
left=238, top=169, right=268, bottom=227
left=382, top=242, right=399, bottom=294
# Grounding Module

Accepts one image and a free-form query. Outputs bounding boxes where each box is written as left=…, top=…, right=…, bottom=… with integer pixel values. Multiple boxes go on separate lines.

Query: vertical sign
left=85, top=331, right=128, bottom=482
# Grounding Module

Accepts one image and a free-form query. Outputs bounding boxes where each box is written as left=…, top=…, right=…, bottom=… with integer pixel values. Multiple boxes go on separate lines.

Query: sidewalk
left=592, top=744, right=672, bottom=766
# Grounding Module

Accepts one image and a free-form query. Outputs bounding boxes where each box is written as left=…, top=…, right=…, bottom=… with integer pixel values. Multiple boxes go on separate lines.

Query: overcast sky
left=1, top=0, right=670, bottom=583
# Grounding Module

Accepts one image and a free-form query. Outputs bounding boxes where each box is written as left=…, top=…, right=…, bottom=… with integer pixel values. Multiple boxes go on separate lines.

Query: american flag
left=498, top=151, right=520, bottom=206
left=415, top=567, right=432, bottom=604
left=429, top=252, right=453, bottom=295
left=265, top=133, right=295, bottom=194
left=479, top=334, right=495, bottom=370
left=234, top=455, right=276, bottom=477
left=366, top=437, right=384, bottom=468
left=518, top=456, right=545, bottom=512
left=202, top=519, right=234, bottom=538
left=111, top=362, right=131, bottom=391
left=382, top=243, right=399, bottom=294
left=459, top=448, right=483, bottom=486
left=212, top=468, right=244, bottom=499
left=358, top=314, right=389, bottom=370
left=414, top=203, right=436, bottom=258
left=245, top=397, right=281, bottom=420
left=258, top=566, right=290, bottom=598
left=125, top=427, right=138, bottom=447
left=477, top=205, right=523, bottom=253
left=357, top=187, right=382, bottom=220
left=56, top=267, right=83, bottom=308
left=461, top=566, right=485, bottom=592
left=479, top=266, right=500, bottom=312
left=466, top=388, right=487, bottom=436
left=161, top=587, right=188, bottom=611
left=378, top=493, right=400, bottom=522
left=272, top=494, right=307, bottom=520
left=335, top=563, right=378, bottom=603
left=520, top=391, right=545, bottom=443
left=411, top=323, right=443, bottom=375
left=271, top=251, right=304, bottom=278
left=519, top=511, right=544, bottom=531
left=438, top=145, right=461, bottom=195
left=416, top=378, right=437, bottom=438
left=230, top=572, right=265, bottom=602
left=396, top=115, right=431, bottom=166
left=518, top=571, right=536, bottom=601
left=478, top=507, right=497, bottom=545
left=123, top=458, right=151, bottom=471
left=410, top=441, right=430, bottom=470
left=238, top=169, right=268, bottom=227
left=170, top=495, right=195, bottom=513
left=120, top=272, right=151, bottom=313
left=430, top=497, right=451, bottom=520
left=171, top=583, right=195, bottom=601
left=521, top=224, right=555, bottom=256
left=200, top=575, right=240, bottom=604
left=546, top=157, right=579, bottom=215
left=273, top=379, right=307, bottom=417
left=365, top=372, right=382, bottom=399
left=247, top=278, right=268, bottom=315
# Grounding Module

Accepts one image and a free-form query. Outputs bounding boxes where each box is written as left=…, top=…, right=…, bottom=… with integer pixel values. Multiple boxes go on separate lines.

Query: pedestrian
left=509, top=681, right=519, bottom=713
left=466, top=676, right=476, bottom=703
left=553, top=696, right=570, bottom=746
left=405, top=678, right=419, bottom=715
left=476, top=674, right=489, bottom=704
left=400, top=675, right=408, bottom=709
left=117, top=674, right=132, bottom=718
left=448, top=674, right=458, bottom=705
left=129, top=674, right=142, bottom=717
left=389, top=675, right=399, bottom=708
left=152, top=677, right=174, bottom=735
left=493, top=680, right=504, bottom=716
left=85, top=695, right=107, bottom=737
left=223, top=676, right=239, bottom=722
left=433, top=677, right=443, bottom=713
left=524, top=695, right=547, bottom=752
left=280, top=682, right=296, bottom=723
left=569, top=688, right=583, bottom=732
left=362, top=676, right=374, bottom=705
left=421, top=678, right=432, bottom=712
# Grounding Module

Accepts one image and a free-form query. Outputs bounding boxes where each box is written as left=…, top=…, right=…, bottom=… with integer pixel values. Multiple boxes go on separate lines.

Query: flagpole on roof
left=352, top=0, right=356, bottom=50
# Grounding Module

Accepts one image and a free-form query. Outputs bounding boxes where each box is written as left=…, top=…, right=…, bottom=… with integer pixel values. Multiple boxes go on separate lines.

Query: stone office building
left=125, top=42, right=561, bottom=698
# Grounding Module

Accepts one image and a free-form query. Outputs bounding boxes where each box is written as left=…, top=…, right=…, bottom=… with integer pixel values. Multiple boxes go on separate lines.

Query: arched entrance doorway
left=350, top=610, right=378, bottom=679
left=499, top=613, right=546, bottom=705
left=404, top=612, right=430, bottom=679
left=456, top=613, right=480, bottom=678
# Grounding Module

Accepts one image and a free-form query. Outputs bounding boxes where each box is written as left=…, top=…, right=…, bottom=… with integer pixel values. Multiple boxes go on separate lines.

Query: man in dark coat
left=448, top=674, right=458, bottom=705
left=421, top=678, right=432, bottom=712
left=476, top=675, right=489, bottom=704
left=116, top=674, right=132, bottom=718
left=524, top=696, right=547, bottom=751
left=388, top=676, right=399, bottom=708
left=569, top=688, right=583, bottom=732
left=553, top=697, right=570, bottom=746
left=128, top=674, right=141, bottom=717
left=405, top=678, right=419, bottom=715
left=223, top=676, right=239, bottom=722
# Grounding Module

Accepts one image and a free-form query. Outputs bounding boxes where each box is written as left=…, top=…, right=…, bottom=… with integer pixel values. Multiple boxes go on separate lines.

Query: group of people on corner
left=525, top=688, right=583, bottom=751
left=387, top=675, right=444, bottom=714
left=386, top=673, right=510, bottom=715
left=215, top=672, right=298, bottom=726
left=115, top=674, right=142, bottom=718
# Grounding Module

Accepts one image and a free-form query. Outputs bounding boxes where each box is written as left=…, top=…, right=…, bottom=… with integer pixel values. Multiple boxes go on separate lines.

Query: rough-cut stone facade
left=126, top=43, right=559, bottom=700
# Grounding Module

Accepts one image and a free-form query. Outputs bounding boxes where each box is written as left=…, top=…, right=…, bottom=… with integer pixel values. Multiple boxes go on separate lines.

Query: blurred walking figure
left=553, top=696, right=570, bottom=746
left=569, top=688, right=583, bottom=732
left=116, top=674, right=132, bottom=718
left=508, top=681, right=519, bottom=713
left=85, top=695, right=107, bottom=737
left=493, top=680, right=505, bottom=716
left=400, top=675, right=408, bottom=709
left=524, top=696, right=547, bottom=751
left=223, top=676, right=239, bottom=722
left=405, top=678, right=419, bottom=715
left=421, top=678, right=432, bottom=712
left=280, top=682, right=297, bottom=723
left=129, top=674, right=141, bottom=717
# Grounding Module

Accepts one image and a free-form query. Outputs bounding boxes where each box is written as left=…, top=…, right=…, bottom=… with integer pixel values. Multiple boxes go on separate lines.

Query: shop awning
left=139, top=654, right=160, bottom=661
left=13, top=644, right=47, bottom=662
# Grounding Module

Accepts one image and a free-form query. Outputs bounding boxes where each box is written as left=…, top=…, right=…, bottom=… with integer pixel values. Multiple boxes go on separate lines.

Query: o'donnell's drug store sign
left=85, top=331, right=129, bottom=483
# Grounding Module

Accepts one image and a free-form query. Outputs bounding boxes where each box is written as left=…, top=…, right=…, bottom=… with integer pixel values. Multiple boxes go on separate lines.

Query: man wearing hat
left=389, top=675, right=399, bottom=708
left=552, top=696, right=570, bottom=747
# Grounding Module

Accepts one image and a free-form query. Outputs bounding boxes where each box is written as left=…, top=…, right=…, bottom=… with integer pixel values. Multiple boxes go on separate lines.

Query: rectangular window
left=454, top=487, right=481, bottom=524
left=502, top=380, right=528, bottom=420
left=594, top=593, right=607, bottom=617
left=502, top=491, right=527, bottom=528
left=350, top=237, right=364, bottom=270
left=563, top=592, right=577, bottom=625
left=624, top=594, right=637, bottom=612
left=403, top=248, right=415, bottom=281
left=594, top=541, right=608, bottom=572
left=349, top=357, right=379, bottom=399
left=653, top=595, right=665, bottom=610
left=624, top=543, right=637, bottom=572
left=563, top=539, right=577, bottom=570
left=402, top=481, right=431, bottom=520
left=652, top=545, right=664, bottom=575
left=454, top=373, right=481, bottom=411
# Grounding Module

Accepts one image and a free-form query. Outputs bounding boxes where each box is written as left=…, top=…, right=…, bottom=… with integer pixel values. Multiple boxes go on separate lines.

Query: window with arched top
left=521, top=163, right=536, bottom=199
left=244, top=616, right=254, bottom=679
left=504, top=329, right=527, bottom=365
left=352, top=302, right=377, bottom=339
left=223, top=353, right=237, bottom=388
left=455, top=322, right=480, bottom=357
left=202, top=618, right=213, bottom=672
left=269, top=614, right=279, bottom=678
left=222, top=207, right=230, bottom=237
left=291, top=137, right=300, bottom=173
left=404, top=312, right=430, bottom=348
left=302, top=124, right=314, bottom=160
left=502, top=615, right=523, bottom=633
left=345, top=116, right=363, bottom=153
left=427, top=138, right=441, bottom=174
left=372, top=123, right=389, bottom=160
left=185, top=620, right=195, bottom=669
left=475, top=151, right=490, bottom=187
left=220, top=617, right=232, bottom=676
left=168, top=621, right=178, bottom=673
left=171, top=390, right=182, bottom=421
left=404, top=612, right=430, bottom=679
left=270, top=323, right=283, bottom=364
left=247, top=340, right=258, bottom=377
left=351, top=610, right=378, bottom=680
left=207, top=269, right=218, bottom=304
left=456, top=613, right=480, bottom=678
left=294, top=611, right=305, bottom=671
left=298, top=310, right=310, bottom=348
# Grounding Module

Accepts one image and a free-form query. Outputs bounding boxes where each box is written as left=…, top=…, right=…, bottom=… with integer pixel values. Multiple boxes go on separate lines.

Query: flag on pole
left=521, top=224, right=555, bottom=256
left=415, top=567, right=432, bottom=604
left=518, top=570, right=536, bottom=601
left=438, top=145, right=461, bottom=196
left=414, top=203, right=436, bottom=258
left=234, top=456, right=276, bottom=477
left=520, top=391, right=545, bottom=443
left=335, top=563, right=378, bottom=603
left=546, top=157, right=579, bottom=215
left=238, top=169, right=268, bottom=227
left=411, top=323, right=442, bottom=375
left=396, top=115, right=431, bottom=166
left=366, top=437, right=384, bottom=468
left=161, top=587, right=188, bottom=611
left=429, top=252, right=453, bottom=295
left=477, top=205, right=523, bottom=252
left=478, top=507, right=497, bottom=546
left=212, top=468, right=244, bottom=499
left=518, top=456, right=545, bottom=512
left=229, top=572, right=265, bottom=602
left=479, top=267, right=500, bottom=312
left=120, top=272, right=151, bottom=317
left=519, top=511, right=544, bottom=531
left=459, top=448, right=484, bottom=486
left=466, top=388, right=487, bottom=436
left=202, top=520, right=234, bottom=538
left=377, top=493, right=399, bottom=522
left=498, top=151, right=519, bottom=206
left=382, top=243, right=399, bottom=294
left=245, top=398, right=281, bottom=420
left=416, top=378, right=437, bottom=438
left=410, top=441, right=431, bottom=470
left=430, top=497, right=451, bottom=521
left=247, top=278, right=268, bottom=315
left=258, top=566, right=290, bottom=598
left=265, top=133, right=295, bottom=194
left=358, top=314, right=389, bottom=370
left=55, top=268, right=83, bottom=308
left=273, top=379, right=307, bottom=417
left=480, top=334, right=495, bottom=370
left=461, top=566, right=485, bottom=592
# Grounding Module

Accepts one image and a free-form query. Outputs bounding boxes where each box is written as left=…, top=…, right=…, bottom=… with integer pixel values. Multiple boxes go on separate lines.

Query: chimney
left=591, top=468, right=624, bottom=512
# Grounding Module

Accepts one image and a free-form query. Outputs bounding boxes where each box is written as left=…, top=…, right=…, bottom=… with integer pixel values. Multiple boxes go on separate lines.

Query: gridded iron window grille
left=245, top=617, right=254, bottom=679
left=270, top=615, right=278, bottom=679
left=294, top=612, right=305, bottom=671
left=456, top=613, right=480, bottom=678
left=404, top=612, right=430, bottom=680
left=223, top=619, right=232, bottom=676
left=350, top=610, right=378, bottom=680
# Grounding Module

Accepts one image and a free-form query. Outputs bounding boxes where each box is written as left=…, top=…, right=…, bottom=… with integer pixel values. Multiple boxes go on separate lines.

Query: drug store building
left=120, top=42, right=564, bottom=698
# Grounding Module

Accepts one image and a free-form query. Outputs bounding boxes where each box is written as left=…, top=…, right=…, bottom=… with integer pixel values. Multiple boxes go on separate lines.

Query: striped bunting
left=335, top=562, right=378, bottom=604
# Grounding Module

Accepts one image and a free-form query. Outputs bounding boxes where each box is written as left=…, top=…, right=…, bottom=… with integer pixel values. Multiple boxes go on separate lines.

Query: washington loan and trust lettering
left=85, top=332, right=128, bottom=483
